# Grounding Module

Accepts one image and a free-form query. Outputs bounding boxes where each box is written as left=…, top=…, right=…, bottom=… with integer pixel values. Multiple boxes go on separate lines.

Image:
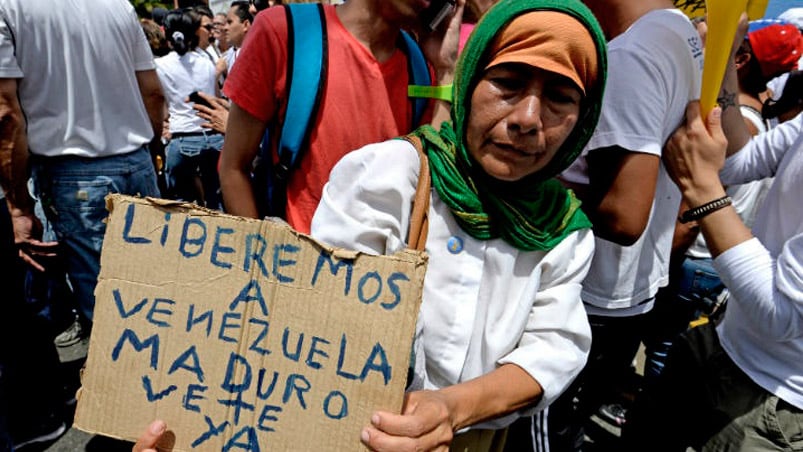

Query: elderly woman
left=133, top=0, right=606, bottom=450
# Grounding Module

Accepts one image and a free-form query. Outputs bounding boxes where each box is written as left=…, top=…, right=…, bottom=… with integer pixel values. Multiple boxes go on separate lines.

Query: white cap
left=779, top=8, right=803, bottom=29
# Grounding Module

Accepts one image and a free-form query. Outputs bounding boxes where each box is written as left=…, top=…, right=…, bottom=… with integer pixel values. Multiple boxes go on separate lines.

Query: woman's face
left=197, top=15, right=213, bottom=49
left=465, top=63, right=582, bottom=181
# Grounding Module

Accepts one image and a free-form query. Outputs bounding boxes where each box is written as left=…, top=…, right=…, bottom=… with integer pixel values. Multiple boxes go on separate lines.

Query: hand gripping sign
left=74, top=195, right=427, bottom=451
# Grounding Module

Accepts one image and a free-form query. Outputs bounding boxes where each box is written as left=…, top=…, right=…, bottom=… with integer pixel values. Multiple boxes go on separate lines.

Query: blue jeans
left=31, top=145, right=160, bottom=323
left=642, top=256, right=724, bottom=382
left=165, top=132, right=223, bottom=210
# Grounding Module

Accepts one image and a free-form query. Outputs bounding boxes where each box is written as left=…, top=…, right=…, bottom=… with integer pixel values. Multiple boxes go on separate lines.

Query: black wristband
left=678, top=195, right=732, bottom=224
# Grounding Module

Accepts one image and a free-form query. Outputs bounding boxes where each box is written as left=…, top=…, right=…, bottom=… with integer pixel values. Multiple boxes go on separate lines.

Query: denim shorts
left=165, top=132, right=224, bottom=209
left=31, top=145, right=160, bottom=322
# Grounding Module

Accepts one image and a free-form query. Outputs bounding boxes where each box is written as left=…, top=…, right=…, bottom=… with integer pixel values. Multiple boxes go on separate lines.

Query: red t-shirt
left=224, top=5, right=431, bottom=233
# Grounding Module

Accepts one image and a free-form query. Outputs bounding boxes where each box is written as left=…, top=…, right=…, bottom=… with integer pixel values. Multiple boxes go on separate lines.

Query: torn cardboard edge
left=74, top=194, right=427, bottom=451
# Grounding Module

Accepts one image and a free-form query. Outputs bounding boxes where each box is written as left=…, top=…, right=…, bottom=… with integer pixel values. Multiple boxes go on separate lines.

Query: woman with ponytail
left=155, top=8, right=224, bottom=210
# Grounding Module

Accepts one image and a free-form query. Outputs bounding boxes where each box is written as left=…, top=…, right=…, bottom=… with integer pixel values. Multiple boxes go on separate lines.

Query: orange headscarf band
left=485, top=11, right=599, bottom=95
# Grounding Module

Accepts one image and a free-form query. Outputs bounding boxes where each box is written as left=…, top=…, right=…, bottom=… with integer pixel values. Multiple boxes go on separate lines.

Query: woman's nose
left=508, top=94, right=542, bottom=135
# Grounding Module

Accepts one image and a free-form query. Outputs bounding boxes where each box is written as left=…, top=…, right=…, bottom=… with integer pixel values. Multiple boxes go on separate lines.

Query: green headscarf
left=410, top=0, right=607, bottom=252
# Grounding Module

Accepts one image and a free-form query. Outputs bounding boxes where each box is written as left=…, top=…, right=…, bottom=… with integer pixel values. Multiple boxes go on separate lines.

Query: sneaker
left=54, top=319, right=84, bottom=347
left=597, top=402, right=628, bottom=427
left=11, top=417, right=67, bottom=449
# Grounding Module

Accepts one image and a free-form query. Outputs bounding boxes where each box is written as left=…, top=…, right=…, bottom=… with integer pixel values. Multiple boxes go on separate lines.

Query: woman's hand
left=663, top=101, right=728, bottom=205
left=190, top=92, right=230, bottom=134
left=132, top=420, right=166, bottom=452
left=360, top=390, right=455, bottom=452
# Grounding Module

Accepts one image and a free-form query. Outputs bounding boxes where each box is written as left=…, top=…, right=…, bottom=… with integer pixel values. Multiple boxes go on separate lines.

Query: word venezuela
left=74, top=195, right=426, bottom=452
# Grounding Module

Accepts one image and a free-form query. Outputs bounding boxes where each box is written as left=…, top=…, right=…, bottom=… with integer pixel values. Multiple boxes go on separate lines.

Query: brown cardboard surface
left=73, top=195, right=427, bottom=451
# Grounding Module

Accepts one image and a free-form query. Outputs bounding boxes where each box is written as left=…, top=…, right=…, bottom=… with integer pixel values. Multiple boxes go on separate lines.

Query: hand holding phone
left=422, top=0, right=456, bottom=31
left=188, top=91, right=212, bottom=108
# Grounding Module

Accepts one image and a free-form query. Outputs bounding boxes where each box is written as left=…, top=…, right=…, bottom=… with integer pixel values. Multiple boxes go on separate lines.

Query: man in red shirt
left=219, top=0, right=462, bottom=233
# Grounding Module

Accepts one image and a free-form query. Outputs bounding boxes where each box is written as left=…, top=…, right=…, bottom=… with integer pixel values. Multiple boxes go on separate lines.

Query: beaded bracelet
left=678, top=195, right=732, bottom=224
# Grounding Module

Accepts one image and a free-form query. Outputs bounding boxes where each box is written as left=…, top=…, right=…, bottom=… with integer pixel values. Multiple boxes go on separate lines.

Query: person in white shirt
left=156, top=8, right=223, bottom=210
left=132, top=0, right=608, bottom=450
left=623, top=20, right=803, bottom=449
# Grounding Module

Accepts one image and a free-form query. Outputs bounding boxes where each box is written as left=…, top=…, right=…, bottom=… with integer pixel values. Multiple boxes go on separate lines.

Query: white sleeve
left=310, top=139, right=421, bottom=256
left=125, top=2, right=155, bottom=71
left=714, top=235, right=803, bottom=341
left=0, top=11, right=22, bottom=78
left=720, top=113, right=803, bottom=185
left=498, top=229, right=594, bottom=411
left=586, top=26, right=696, bottom=156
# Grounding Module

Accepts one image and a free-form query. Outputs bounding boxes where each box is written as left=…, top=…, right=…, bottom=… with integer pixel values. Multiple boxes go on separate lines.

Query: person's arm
left=135, top=69, right=166, bottom=141
left=362, top=227, right=594, bottom=450
left=0, top=78, right=57, bottom=271
left=717, top=14, right=752, bottom=156
left=0, top=78, right=32, bottom=212
left=419, top=0, right=465, bottom=130
left=666, top=102, right=802, bottom=340
left=664, top=103, right=751, bottom=257
left=582, top=149, right=660, bottom=245
left=361, top=364, right=541, bottom=451
left=218, top=103, right=267, bottom=218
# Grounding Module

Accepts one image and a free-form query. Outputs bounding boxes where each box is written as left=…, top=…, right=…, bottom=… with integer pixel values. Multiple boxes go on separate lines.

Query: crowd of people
left=0, top=0, right=801, bottom=451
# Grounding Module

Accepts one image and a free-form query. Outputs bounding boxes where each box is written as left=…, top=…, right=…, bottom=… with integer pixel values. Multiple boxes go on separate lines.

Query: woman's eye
left=545, top=88, right=580, bottom=105
left=492, top=76, right=525, bottom=92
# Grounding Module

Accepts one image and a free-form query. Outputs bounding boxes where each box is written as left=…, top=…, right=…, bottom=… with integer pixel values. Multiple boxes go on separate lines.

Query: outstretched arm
left=0, top=78, right=58, bottom=271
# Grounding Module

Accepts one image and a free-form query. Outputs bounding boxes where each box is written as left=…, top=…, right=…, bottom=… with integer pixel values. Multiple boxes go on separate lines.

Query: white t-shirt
left=311, top=139, right=594, bottom=428
left=0, top=0, right=155, bottom=158
left=715, top=112, right=803, bottom=410
left=155, top=51, right=217, bottom=134
left=560, top=9, right=703, bottom=314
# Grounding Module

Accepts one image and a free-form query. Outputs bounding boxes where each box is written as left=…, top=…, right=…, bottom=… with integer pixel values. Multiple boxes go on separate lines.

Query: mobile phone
left=188, top=91, right=212, bottom=108
left=422, top=0, right=456, bottom=32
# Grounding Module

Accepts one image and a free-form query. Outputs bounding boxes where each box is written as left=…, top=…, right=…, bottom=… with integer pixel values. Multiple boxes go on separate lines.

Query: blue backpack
left=255, top=3, right=432, bottom=218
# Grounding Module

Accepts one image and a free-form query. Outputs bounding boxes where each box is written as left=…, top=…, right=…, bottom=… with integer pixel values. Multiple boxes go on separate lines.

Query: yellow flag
left=700, top=0, right=749, bottom=116
left=674, top=0, right=768, bottom=19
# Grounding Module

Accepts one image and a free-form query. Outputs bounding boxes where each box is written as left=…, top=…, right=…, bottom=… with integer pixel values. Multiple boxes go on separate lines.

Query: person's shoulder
left=340, top=138, right=419, bottom=169
left=619, top=8, right=696, bottom=43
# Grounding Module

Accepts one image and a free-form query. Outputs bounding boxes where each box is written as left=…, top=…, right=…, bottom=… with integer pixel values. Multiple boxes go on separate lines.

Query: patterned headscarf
left=410, top=0, right=607, bottom=251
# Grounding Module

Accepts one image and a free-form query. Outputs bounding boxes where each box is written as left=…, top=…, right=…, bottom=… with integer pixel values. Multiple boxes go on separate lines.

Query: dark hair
left=163, top=9, right=201, bottom=55
left=230, top=1, right=254, bottom=23
left=191, top=4, right=214, bottom=19
left=252, top=0, right=271, bottom=12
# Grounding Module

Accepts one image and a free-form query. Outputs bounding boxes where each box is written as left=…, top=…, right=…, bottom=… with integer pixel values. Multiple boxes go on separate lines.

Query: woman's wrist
left=680, top=179, right=727, bottom=208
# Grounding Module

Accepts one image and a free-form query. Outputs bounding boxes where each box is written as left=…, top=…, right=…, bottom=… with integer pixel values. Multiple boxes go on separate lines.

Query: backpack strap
left=277, top=3, right=327, bottom=181
left=399, top=31, right=432, bottom=128
left=258, top=3, right=327, bottom=218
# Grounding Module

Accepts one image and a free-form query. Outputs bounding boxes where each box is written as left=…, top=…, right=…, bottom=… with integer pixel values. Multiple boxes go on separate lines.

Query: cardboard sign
left=74, top=195, right=427, bottom=451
